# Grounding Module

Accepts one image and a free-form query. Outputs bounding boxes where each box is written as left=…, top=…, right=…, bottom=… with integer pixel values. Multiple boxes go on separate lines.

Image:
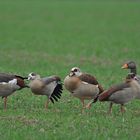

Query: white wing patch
left=82, top=81, right=88, bottom=84
left=0, top=79, right=17, bottom=85
left=81, top=82, right=99, bottom=88
left=96, top=85, right=99, bottom=88
left=8, top=79, right=17, bottom=85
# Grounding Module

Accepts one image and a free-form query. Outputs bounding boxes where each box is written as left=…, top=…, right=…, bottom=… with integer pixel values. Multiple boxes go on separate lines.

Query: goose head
left=28, top=72, right=41, bottom=80
left=122, top=61, right=136, bottom=70
left=122, top=61, right=137, bottom=75
left=69, top=67, right=82, bottom=77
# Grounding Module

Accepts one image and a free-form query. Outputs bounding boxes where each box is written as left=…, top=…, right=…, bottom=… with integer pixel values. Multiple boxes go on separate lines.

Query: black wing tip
left=49, top=83, right=63, bottom=104
left=50, top=97, right=54, bottom=104
left=15, top=75, right=28, bottom=80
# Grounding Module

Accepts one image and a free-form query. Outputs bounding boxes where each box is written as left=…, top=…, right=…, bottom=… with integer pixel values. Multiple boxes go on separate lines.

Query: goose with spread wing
left=28, top=73, right=63, bottom=109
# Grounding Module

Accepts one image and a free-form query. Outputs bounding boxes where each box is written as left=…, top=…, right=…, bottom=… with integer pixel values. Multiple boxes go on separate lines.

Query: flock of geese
left=0, top=61, right=140, bottom=114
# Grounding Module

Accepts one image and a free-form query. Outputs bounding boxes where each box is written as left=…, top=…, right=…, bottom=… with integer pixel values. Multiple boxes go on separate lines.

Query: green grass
left=0, top=0, right=140, bottom=139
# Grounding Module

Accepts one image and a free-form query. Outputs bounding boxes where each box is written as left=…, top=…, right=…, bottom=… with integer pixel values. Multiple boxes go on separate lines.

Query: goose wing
left=42, top=76, right=63, bottom=103
left=99, top=83, right=130, bottom=101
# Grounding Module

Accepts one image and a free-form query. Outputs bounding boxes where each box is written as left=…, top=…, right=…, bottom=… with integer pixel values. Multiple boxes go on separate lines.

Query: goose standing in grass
left=28, top=73, right=63, bottom=109
left=0, top=73, right=28, bottom=109
left=64, top=67, right=104, bottom=112
left=122, top=61, right=140, bottom=83
left=96, top=73, right=140, bottom=114
left=122, top=61, right=140, bottom=99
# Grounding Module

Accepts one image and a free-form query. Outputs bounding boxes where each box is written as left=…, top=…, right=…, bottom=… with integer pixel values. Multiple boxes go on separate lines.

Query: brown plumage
left=79, top=73, right=104, bottom=94
left=64, top=67, right=103, bottom=112
left=98, top=73, right=140, bottom=113
left=0, top=73, right=28, bottom=109
left=98, top=83, right=130, bottom=101
left=28, top=73, right=63, bottom=108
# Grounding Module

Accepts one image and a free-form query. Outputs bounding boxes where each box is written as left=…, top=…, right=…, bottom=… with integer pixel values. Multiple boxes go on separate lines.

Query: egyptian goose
left=28, top=73, right=63, bottom=108
left=64, top=67, right=104, bottom=111
left=97, top=73, right=140, bottom=114
left=0, top=73, right=28, bottom=109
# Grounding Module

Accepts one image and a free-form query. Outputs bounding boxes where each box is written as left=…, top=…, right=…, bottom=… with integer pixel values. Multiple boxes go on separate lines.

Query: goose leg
left=86, top=100, right=93, bottom=109
left=45, top=98, right=49, bottom=109
left=108, top=102, right=113, bottom=114
left=85, top=94, right=99, bottom=109
left=120, top=104, right=125, bottom=113
left=80, top=99, right=85, bottom=113
left=4, top=97, right=7, bottom=110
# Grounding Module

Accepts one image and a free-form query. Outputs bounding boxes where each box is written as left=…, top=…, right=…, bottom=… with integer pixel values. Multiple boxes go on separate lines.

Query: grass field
left=1, top=0, right=140, bottom=139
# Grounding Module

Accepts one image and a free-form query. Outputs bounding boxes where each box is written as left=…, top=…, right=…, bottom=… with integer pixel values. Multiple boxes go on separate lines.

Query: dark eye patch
left=31, top=73, right=36, bottom=76
left=74, top=69, right=78, bottom=72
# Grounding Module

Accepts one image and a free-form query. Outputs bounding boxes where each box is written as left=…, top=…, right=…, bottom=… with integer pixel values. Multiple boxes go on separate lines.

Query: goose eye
left=31, top=73, right=36, bottom=76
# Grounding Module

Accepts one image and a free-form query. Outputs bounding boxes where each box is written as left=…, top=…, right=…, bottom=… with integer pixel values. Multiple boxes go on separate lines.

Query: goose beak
left=28, top=77, right=31, bottom=80
left=121, top=63, right=128, bottom=69
left=69, top=72, right=74, bottom=77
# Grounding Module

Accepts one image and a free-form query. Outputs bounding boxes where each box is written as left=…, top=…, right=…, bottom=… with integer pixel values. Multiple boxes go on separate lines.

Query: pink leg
left=120, top=104, right=125, bottom=113
left=4, top=97, right=7, bottom=110
left=86, top=100, right=93, bottom=109
left=108, top=102, right=113, bottom=114
left=45, top=99, right=49, bottom=109
left=80, top=99, right=85, bottom=113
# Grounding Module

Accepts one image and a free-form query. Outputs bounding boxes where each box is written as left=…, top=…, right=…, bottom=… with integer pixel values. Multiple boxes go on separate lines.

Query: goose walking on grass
left=64, top=67, right=104, bottom=112
left=0, top=73, right=28, bottom=109
left=97, top=73, right=140, bottom=114
left=28, top=73, right=63, bottom=109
